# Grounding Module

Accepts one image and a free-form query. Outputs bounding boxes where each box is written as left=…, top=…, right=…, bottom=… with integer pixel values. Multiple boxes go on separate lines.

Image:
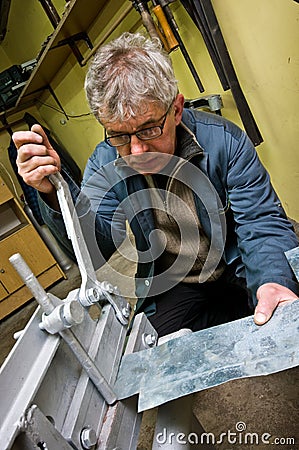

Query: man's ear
left=174, top=93, right=185, bottom=125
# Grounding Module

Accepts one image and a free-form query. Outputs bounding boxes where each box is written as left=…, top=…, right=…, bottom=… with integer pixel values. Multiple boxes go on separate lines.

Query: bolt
left=142, top=333, right=157, bottom=348
left=101, top=281, right=115, bottom=293
left=84, top=287, right=101, bottom=305
left=92, top=288, right=100, bottom=300
left=81, top=427, right=97, bottom=449
left=122, top=304, right=131, bottom=319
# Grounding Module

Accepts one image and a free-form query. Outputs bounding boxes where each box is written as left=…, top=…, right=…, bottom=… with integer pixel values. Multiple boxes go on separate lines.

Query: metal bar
left=197, top=0, right=263, bottom=146
left=48, top=173, right=98, bottom=296
left=61, top=304, right=127, bottom=449
left=160, top=2, right=205, bottom=92
left=60, top=328, right=117, bottom=405
left=20, top=405, right=74, bottom=450
left=38, top=0, right=61, bottom=28
left=9, top=253, right=118, bottom=406
left=180, top=0, right=229, bottom=90
left=0, top=308, right=60, bottom=450
left=98, top=313, right=158, bottom=450
left=48, top=172, right=129, bottom=324
left=9, top=253, right=54, bottom=315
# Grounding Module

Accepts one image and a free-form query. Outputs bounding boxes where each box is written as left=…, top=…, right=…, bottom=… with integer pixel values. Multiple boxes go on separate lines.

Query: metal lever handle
left=48, top=173, right=130, bottom=325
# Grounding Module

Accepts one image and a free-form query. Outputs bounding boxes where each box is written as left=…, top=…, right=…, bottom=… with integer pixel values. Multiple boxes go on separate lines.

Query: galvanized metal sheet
left=285, top=247, right=299, bottom=281
left=114, top=301, right=299, bottom=412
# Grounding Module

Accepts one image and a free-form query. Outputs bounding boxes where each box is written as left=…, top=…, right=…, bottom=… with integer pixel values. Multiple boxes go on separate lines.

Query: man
left=13, top=32, right=298, bottom=337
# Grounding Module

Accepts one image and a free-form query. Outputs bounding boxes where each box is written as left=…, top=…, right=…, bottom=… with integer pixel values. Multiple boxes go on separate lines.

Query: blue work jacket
left=40, top=109, right=299, bottom=315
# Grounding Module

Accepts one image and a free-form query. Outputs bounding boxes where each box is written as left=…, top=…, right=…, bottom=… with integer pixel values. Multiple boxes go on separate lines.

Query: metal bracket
left=51, top=32, right=93, bottom=66
left=19, top=405, right=74, bottom=450
left=0, top=306, right=158, bottom=449
left=184, top=94, right=223, bottom=115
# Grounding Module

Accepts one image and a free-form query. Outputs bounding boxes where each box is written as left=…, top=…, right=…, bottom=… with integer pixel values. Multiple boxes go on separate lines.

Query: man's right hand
left=13, top=124, right=61, bottom=196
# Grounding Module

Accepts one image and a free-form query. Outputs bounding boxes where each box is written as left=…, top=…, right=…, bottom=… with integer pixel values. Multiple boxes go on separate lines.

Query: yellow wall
left=1, top=0, right=299, bottom=220
left=0, top=0, right=66, bottom=195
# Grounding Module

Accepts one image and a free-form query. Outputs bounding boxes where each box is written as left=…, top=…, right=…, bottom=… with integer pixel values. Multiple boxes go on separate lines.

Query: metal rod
left=9, top=253, right=54, bottom=315
left=9, top=253, right=117, bottom=405
left=180, top=0, right=229, bottom=90
left=38, top=0, right=61, bottom=28
left=161, top=2, right=205, bottom=92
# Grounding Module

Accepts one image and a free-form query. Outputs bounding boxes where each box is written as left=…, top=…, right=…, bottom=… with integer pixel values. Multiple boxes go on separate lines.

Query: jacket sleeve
left=226, top=130, right=299, bottom=300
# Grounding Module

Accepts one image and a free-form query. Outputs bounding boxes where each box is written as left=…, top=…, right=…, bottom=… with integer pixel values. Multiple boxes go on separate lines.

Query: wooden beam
left=0, top=0, right=12, bottom=43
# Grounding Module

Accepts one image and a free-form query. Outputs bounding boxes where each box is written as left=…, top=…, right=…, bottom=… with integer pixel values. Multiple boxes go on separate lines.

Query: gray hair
left=84, top=32, right=178, bottom=123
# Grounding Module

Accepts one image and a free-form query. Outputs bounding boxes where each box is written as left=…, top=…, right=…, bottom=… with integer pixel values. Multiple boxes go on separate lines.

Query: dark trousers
left=147, top=265, right=254, bottom=337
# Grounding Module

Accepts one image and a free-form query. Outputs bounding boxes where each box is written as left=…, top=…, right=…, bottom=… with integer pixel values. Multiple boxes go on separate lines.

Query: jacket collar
left=176, top=120, right=204, bottom=160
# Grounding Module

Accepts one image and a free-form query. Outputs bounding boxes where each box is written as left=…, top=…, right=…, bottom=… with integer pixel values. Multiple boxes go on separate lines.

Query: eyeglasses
left=104, top=105, right=172, bottom=148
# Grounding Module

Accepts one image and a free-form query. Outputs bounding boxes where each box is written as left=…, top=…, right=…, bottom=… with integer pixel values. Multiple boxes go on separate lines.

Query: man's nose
left=130, top=134, right=149, bottom=154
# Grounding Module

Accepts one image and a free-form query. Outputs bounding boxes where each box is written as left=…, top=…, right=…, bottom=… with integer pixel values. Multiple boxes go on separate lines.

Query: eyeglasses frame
left=104, top=103, right=173, bottom=148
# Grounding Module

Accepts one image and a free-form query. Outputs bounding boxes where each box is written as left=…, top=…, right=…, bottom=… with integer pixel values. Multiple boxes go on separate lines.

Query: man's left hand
left=254, top=282, right=298, bottom=325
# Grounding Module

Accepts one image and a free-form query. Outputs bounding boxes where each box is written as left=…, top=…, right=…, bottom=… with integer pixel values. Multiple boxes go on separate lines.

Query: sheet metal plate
left=114, top=301, right=299, bottom=412
left=285, top=247, right=299, bottom=281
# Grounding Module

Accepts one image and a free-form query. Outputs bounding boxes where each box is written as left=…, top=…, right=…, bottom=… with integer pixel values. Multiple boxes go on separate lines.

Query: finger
left=21, top=164, right=59, bottom=193
left=30, top=124, right=53, bottom=150
left=16, top=143, right=50, bottom=164
left=254, top=296, right=297, bottom=325
left=18, top=154, right=58, bottom=174
left=254, top=297, right=279, bottom=325
left=30, top=125, right=61, bottom=171
left=12, top=129, right=43, bottom=149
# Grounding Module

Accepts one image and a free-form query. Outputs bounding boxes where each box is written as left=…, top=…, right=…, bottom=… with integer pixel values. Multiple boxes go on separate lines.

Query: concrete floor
left=0, top=246, right=298, bottom=449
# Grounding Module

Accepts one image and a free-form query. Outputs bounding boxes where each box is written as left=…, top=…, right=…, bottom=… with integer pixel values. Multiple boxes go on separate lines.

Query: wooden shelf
left=16, top=0, right=108, bottom=107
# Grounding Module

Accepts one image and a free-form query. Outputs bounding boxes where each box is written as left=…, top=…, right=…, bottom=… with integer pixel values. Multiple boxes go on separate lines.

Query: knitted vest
left=145, top=174, right=225, bottom=283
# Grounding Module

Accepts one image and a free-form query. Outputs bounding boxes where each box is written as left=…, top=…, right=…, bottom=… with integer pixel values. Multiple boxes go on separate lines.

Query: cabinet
left=0, top=177, right=64, bottom=319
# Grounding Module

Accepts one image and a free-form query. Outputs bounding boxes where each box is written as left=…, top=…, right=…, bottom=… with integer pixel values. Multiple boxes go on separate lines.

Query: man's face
left=102, top=94, right=184, bottom=174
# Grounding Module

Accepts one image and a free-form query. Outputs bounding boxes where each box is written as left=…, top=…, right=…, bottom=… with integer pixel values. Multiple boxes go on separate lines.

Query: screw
left=142, top=333, right=157, bottom=348
left=122, top=304, right=131, bottom=319
left=101, top=281, right=115, bottom=293
left=81, top=427, right=97, bottom=449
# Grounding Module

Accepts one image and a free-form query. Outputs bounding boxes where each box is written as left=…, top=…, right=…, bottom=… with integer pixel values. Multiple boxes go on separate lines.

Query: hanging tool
left=179, top=0, right=229, bottom=90
left=154, top=0, right=205, bottom=92
left=132, top=0, right=161, bottom=41
left=151, top=0, right=179, bottom=52
left=131, top=0, right=205, bottom=92
left=180, top=0, right=263, bottom=146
